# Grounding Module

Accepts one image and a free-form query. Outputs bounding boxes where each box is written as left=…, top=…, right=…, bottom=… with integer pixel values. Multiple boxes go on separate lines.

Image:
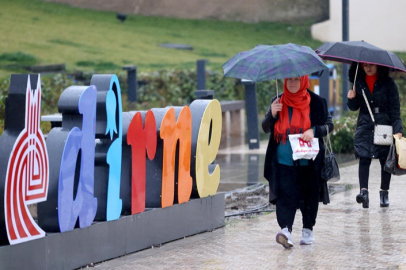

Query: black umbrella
left=315, top=40, right=406, bottom=73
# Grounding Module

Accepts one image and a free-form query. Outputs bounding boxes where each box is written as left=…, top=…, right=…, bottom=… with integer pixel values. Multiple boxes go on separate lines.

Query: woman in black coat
left=347, top=62, right=402, bottom=208
left=262, top=75, right=333, bottom=249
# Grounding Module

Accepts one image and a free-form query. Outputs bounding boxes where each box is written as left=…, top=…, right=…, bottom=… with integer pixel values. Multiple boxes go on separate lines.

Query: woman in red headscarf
left=262, top=75, right=333, bottom=249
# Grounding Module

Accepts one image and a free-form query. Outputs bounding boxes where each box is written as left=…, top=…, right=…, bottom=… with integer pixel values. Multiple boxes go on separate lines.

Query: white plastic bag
left=288, top=134, right=320, bottom=161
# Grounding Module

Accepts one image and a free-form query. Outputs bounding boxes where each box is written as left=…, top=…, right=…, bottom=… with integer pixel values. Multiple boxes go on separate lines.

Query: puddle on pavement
left=216, top=153, right=267, bottom=193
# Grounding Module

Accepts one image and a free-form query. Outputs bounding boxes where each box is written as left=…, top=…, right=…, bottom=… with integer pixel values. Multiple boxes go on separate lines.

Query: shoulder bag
left=361, top=90, right=393, bottom=145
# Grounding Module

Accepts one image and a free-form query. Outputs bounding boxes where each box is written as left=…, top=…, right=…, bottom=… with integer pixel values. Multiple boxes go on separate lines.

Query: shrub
left=136, top=69, right=243, bottom=108
left=136, top=69, right=197, bottom=108
left=330, top=114, right=357, bottom=154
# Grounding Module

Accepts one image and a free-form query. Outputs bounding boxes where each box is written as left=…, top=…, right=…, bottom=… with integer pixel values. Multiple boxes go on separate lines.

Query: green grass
left=0, top=0, right=326, bottom=79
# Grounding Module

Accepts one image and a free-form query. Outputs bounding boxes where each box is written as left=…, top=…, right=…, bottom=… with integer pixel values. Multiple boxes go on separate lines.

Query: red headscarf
left=274, top=75, right=311, bottom=143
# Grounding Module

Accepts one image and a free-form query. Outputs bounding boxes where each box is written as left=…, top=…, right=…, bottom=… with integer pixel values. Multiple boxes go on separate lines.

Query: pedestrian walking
left=347, top=62, right=403, bottom=208
left=262, top=75, right=333, bottom=249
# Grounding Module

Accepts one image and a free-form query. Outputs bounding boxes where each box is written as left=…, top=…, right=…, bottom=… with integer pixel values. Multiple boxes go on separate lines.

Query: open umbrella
left=223, top=43, right=328, bottom=96
left=315, top=40, right=406, bottom=72
left=315, top=40, right=406, bottom=91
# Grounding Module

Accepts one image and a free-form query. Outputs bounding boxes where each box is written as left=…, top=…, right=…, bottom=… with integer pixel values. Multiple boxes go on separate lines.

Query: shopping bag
left=288, top=134, right=319, bottom=161
left=393, top=135, right=406, bottom=169
left=384, top=144, right=406, bottom=175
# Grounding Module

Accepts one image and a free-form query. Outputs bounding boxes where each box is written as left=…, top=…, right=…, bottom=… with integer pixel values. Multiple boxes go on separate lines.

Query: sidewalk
left=94, top=145, right=406, bottom=269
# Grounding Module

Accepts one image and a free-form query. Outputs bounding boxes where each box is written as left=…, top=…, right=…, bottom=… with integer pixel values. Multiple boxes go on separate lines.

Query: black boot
left=356, top=189, right=369, bottom=208
left=380, top=190, right=389, bottom=207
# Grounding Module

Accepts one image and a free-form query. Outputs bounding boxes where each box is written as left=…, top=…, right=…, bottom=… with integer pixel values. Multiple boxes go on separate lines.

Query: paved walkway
left=94, top=146, right=406, bottom=269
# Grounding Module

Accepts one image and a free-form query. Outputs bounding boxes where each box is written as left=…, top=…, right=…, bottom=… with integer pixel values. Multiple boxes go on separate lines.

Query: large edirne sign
left=0, top=73, right=222, bottom=246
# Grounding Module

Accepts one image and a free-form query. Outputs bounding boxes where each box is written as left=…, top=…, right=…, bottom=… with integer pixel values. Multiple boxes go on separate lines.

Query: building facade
left=312, top=0, right=406, bottom=52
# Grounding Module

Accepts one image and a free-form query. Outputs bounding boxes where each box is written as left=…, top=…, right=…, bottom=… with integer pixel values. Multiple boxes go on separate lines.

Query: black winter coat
left=347, top=63, right=402, bottom=159
left=262, top=90, right=334, bottom=205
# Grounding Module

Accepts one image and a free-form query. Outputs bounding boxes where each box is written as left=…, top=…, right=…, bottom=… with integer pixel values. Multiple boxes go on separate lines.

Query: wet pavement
left=216, top=140, right=268, bottom=192
left=93, top=140, right=406, bottom=270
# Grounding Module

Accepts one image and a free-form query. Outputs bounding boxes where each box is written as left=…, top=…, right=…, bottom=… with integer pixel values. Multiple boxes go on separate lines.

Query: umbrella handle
left=352, top=62, right=359, bottom=92
left=275, top=79, right=278, bottom=101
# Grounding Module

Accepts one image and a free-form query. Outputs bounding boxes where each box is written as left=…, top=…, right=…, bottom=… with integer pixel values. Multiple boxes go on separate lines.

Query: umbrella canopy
left=223, top=43, right=328, bottom=82
left=315, top=40, right=406, bottom=72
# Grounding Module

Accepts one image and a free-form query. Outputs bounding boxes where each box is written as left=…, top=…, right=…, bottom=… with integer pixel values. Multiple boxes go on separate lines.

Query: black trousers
left=276, top=163, right=319, bottom=232
left=358, top=157, right=391, bottom=190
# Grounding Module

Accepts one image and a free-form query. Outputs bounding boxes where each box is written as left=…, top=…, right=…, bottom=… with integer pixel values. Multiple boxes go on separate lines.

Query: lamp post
left=342, top=0, right=349, bottom=111
left=196, top=60, right=206, bottom=91
left=123, top=65, right=137, bottom=102
left=241, top=79, right=260, bottom=149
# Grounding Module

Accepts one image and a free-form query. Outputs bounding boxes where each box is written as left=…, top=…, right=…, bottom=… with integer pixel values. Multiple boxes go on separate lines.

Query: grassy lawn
left=0, top=0, right=326, bottom=80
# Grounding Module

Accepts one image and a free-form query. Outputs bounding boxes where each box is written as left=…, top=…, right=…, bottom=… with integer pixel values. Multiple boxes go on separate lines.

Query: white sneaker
left=276, top=228, right=294, bottom=249
left=300, top=228, right=314, bottom=245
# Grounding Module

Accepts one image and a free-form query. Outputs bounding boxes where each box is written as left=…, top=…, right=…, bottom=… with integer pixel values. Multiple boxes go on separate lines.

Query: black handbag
left=321, top=125, right=340, bottom=182
left=384, top=144, right=406, bottom=175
